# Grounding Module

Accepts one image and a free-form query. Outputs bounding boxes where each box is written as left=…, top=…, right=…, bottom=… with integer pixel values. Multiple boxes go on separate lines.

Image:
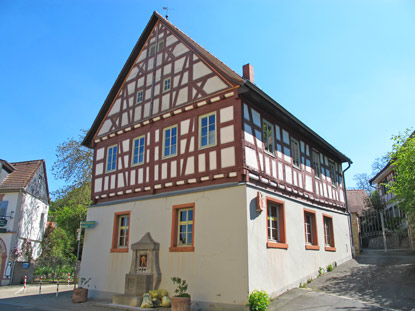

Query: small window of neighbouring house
left=163, top=125, right=177, bottom=158
left=304, top=209, right=319, bottom=250
left=132, top=136, right=145, bottom=165
left=263, top=119, right=274, bottom=154
left=111, top=211, right=130, bottom=252
left=170, top=204, right=195, bottom=252
left=266, top=198, right=287, bottom=249
left=137, top=90, right=143, bottom=104
left=106, top=145, right=117, bottom=172
left=199, top=112, right=216, bottom=149
left=0, top=201, right=8, bottom=217
left=163, top=78, right=171, bottom=92
left=323, top=215, right=335, bottom=251
left=312, top=151, right=321, bottom=178
left=291, top=138, right=301, bottom=168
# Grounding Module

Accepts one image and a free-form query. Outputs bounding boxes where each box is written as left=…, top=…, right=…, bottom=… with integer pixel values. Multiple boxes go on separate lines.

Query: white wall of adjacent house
left=80, top=184, right=249, bottom=307
left=246, top=186, right=352, bottom=297
left=16, top=193, right=48, bottom=260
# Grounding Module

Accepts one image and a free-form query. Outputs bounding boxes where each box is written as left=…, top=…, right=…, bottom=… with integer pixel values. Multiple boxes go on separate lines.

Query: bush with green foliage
left=171, top=276, right=190, bottom=297
left=247, top=290, right=271, bottom=311
left=327, top=264, right=333, bottom=272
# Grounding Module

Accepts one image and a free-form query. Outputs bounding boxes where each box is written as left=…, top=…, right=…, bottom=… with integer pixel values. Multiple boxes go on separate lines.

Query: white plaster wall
left=80, top=185, right=249, bottom=306
left=246, top=187, right=352, bottom=297
left=18, top=193, right=49, bottom=260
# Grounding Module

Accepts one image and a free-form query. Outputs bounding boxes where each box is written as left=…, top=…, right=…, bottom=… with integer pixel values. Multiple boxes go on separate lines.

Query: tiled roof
left=346, top=190, right=368, bottom=215
left=0, top=160, right=44, bottom=190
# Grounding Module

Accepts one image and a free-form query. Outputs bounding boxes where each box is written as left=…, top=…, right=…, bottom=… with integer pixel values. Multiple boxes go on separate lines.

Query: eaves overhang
left=239, top=80, right=352, bottom=164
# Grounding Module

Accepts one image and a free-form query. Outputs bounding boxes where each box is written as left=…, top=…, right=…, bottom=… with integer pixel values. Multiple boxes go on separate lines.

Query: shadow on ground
left=309, top=250, right=415, bottom=311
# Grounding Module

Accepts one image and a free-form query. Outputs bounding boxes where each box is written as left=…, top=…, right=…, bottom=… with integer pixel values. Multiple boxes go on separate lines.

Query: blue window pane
left=209, top=124, right=215, bottom=132
left=209, top=133, right=215, bottom=144
left=172, top=127, right=177, bottom=136
left=180, top=210, right=187, bottom=221
left=165, top=147, right=170, bottom=156
left=133, top=155, right=138, bottom=164
left=180, top=225, right=186, bottom=234
left=165, top=137, right=170, bottom=147
left=201, top=136, right=207, bottom=146
left=179, top=233, right=186, bottom=244
left=187, top=224, right=192, bottom=233
left=165, top=129, right=170, bottom=139
left=188, top=210, right=193, bottom=221
left=172, top=136, right=176, bottom=145
left=202, top=126, right=207, bottom=136
left=171, top=145, right=176, bottom=155
left=209, top=115, right=215, bottom=124
left=202, top=117, right=207, bottom=127
left=187, top=233, right=192, bottom=244
left=139, top=154, right=144, bottom=163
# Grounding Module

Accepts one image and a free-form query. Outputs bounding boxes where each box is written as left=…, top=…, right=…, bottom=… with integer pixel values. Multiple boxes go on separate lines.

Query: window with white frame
left=291, top=138, right=301, bottom=168
left=137, top=90, right=143, bottom=104
left=263, top=119, right=274, bottom=154
left=304, top=209, right=319, bottom=250
left=178, top=208, right=193, bottom=246
left=312, top=151, right=321, bottom=178
left=106, top=145, right=117, bottom=172
left=323, top=215, right=335, bottom=250
left=199, top=112, right=216, bottom=148
left=163, top=78, right=171, bottom=92
left=111, top=212, right=130, bottom=252
left=163, top=125, right=177, bottom=158
left=132, top=136, right=145, bottom=165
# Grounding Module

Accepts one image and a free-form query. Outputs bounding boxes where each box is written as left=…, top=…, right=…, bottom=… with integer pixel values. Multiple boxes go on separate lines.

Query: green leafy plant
left=171, top=277, right=190, bottom=297
left=247, top=290, right=271, bottom=311
left=307, top=277, right=313, bottom=284
left=299, top=282, right=307, bottom=288
left=318, top=267, right=325, bottom=276
left=327, top=264, right=333, bottom=272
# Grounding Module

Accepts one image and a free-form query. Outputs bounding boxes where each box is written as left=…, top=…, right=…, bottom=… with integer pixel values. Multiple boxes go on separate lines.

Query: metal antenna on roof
left=162, top=7, right=169, bottom=19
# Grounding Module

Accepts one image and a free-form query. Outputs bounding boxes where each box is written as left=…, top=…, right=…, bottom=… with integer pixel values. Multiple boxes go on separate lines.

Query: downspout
left=342, top=161, right=355, bottom=258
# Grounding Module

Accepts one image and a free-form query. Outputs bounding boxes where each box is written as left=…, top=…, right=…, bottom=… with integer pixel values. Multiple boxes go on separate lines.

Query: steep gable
left=90, top=12, right=241, bottom=142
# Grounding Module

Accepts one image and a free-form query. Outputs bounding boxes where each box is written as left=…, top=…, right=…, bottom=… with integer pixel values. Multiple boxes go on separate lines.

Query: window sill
left=305, top=244, right=320, bottom=251
left=169, top=246, right=194, bottom=252
left=325, top=246, right=336, bottom=252
left=111, top=248, right=129, bottom=253
left=293, top=165, right=301, bottom=171
left=264, top=150, right=276, bottom=158
left=267, top=241, right=288, bottom=249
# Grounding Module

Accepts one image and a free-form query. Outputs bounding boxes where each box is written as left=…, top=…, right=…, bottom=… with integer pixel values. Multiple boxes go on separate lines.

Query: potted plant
left=171, top=277, right=190, bottom=311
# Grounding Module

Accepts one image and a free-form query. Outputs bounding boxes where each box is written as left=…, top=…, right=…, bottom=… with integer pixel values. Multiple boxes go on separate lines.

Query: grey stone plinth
left=112, top=294, right=143, bottom=307
left=125, top=273, right=153, bottom=296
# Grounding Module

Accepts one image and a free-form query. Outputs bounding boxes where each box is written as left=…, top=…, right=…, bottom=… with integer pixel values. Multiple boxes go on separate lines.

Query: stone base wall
left=364, top=232, right=410, bottom=249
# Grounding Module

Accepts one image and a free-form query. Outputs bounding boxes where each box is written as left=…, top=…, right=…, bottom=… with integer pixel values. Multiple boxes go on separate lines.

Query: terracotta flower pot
left=171, top=296, right=191, bottom=311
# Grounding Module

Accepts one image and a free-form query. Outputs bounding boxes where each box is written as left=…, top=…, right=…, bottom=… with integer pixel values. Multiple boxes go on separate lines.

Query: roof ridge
left=155, top=11, right=243, bottom=85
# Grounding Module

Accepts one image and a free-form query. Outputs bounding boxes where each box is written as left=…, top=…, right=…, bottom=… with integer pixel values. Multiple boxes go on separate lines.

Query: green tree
left=388, top=129, right=415, bottom=212
left=364, top=189, right=386, bottom=211
left=50, top=129, right=93, bottom=256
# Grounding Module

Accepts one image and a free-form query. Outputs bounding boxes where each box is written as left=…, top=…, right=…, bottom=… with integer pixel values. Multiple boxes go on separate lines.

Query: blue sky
left=1, top=0, right=414, bottom=196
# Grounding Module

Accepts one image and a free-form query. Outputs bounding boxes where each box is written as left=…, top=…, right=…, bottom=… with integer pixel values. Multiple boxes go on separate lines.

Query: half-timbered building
left=80, top=12, right=353, bottom=310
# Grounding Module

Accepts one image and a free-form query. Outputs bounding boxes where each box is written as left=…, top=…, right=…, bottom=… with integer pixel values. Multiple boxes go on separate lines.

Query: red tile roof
left=347, top=190, right=369, bottom=215
left=0, top=160, right=44, bottom=191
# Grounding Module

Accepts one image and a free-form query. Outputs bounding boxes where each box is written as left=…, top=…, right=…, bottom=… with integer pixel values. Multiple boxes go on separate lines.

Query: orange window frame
left=169, top=203, right=195, bottom=252
left=323, top=214, right=336, bottom=252
left=303, top=208, right=319, bottom=250
left=265, top=197, right=288, bottom=249
left=111, top=211, right=131, bottom=253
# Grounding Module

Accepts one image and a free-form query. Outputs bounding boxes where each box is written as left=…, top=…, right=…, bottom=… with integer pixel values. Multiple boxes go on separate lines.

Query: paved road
left=270, top=249, right=415, bottom=311
left=1, top=250, right=414, bottom=310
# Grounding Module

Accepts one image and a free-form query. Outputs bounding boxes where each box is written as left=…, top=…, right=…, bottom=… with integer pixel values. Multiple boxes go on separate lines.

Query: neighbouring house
left=80, top=12, right=353, bottom=309
left=0, top=159, right=50, bottom=285
left=346, top=189, right=369, bottom=255
left=370, top=163, right=415, bottom=250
